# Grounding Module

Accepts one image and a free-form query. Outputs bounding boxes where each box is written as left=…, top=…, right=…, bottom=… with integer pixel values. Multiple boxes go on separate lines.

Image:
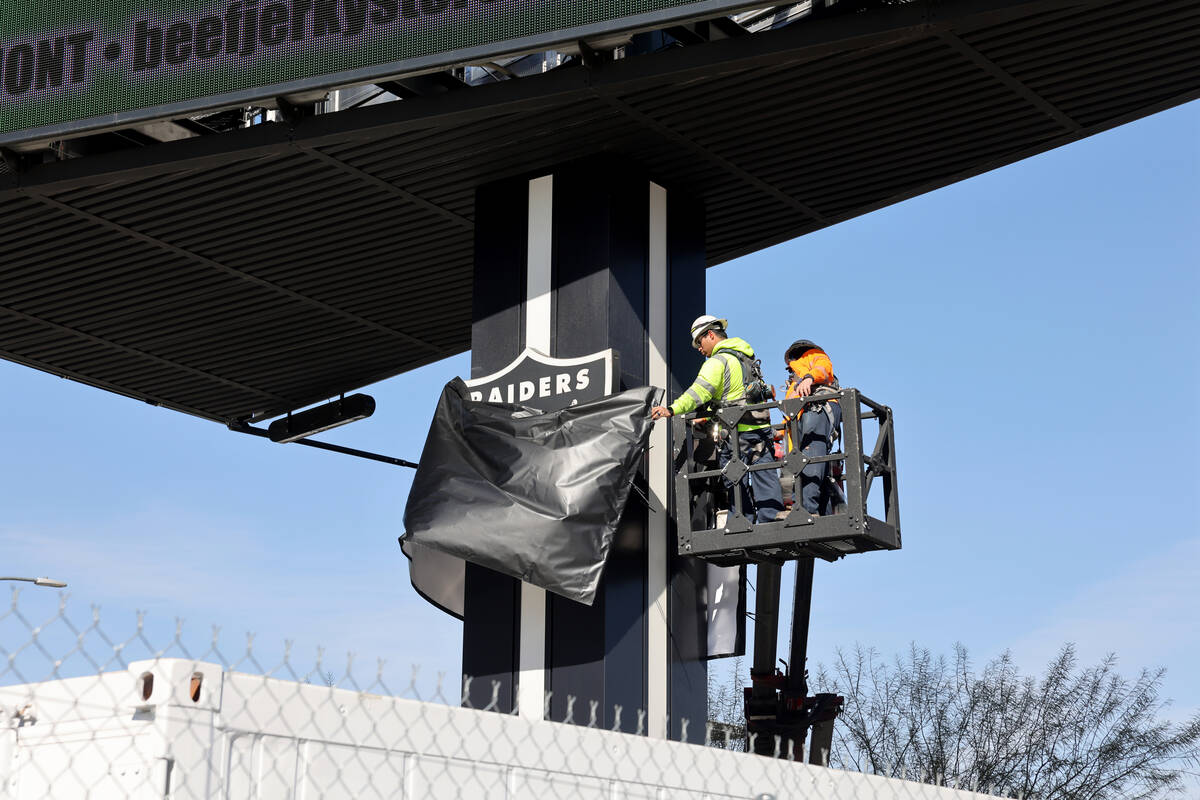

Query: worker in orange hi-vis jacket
left=782, top=339, right=845, bottom=516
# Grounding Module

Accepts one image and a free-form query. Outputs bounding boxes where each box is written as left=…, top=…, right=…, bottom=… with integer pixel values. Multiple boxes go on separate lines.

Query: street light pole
left=0, top=576, right=67, bottom=588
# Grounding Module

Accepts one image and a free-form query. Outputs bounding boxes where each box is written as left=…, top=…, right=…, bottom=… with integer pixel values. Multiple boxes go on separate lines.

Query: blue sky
left=1, top=102, right=1196, bottom=727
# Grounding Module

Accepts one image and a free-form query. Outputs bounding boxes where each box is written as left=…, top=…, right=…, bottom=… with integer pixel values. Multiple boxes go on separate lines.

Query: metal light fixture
left=267, top=394, right=376, bottom=443
left=0, top=576, right=67, bottom=588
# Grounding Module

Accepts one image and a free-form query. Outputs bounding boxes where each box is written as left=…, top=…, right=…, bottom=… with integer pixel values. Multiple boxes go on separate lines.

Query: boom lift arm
left=671, top=388, right=899, bottom=760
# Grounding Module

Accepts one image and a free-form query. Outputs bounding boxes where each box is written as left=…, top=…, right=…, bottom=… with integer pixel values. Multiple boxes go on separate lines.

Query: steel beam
left=938, top=32, right=1081, bottom=132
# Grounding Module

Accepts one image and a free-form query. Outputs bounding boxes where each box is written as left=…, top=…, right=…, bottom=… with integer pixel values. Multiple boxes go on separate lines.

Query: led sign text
left=1, top=0, right=747, bottom=144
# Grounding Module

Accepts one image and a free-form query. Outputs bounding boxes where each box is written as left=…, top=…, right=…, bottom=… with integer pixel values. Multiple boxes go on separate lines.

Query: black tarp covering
left=401, top=379, right=660, bottom=605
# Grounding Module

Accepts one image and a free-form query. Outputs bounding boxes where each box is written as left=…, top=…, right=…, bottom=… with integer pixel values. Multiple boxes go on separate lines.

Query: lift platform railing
left=671, top=388, right=901, bottom=566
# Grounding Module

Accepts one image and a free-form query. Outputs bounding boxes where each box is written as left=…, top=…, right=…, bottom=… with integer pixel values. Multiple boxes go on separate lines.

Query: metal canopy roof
left=1, top=0, right=1197, bottom=424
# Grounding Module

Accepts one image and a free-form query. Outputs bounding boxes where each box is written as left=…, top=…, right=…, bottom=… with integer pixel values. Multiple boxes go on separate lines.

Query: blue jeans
left=719, top=427, right=784, bottom=524
left=798, top=402, right=843, bottom=515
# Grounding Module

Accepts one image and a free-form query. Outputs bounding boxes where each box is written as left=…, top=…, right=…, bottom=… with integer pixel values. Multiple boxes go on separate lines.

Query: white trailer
left=2, top=658, right=994, bottom=799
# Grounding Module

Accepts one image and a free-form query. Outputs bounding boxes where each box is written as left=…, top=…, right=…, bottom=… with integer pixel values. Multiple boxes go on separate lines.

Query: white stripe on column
left=647, top=181, right=670, bottom=738
left=526, top=176, right=554, bottom=354
left=518, top=174, right=553, bottom=722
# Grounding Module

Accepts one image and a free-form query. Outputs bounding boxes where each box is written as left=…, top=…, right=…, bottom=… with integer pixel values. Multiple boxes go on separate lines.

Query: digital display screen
left=1, top=0, right=742, bottom=144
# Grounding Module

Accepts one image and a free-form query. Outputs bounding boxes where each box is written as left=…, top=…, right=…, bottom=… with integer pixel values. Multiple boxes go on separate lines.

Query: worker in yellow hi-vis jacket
left=652, top=315, right=784, bottom=524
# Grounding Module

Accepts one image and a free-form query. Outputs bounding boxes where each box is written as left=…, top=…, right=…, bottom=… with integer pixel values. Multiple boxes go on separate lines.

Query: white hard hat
left=689, top=315, right=728, bottom=347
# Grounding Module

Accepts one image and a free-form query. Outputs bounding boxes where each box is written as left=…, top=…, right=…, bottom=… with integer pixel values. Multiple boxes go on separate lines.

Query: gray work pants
left=798, top=402, right=844, bottom=515
left=719, top=427, right=785, bottom=524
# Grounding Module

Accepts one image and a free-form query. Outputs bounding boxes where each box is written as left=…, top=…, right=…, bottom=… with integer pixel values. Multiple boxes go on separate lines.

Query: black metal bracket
left=578, top=40, right=613, bottom=70
left=274, top=96, right=316, bottom=125
left=0, top=147, right=30, bottom=174
left=228, top=420, right=418, bottom=469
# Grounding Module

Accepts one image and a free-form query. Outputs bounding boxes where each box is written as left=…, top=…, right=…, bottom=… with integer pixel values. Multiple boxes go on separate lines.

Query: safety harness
left=807, top=384, right=841, bottom=448
left=713, top=350, right=773, bottom=428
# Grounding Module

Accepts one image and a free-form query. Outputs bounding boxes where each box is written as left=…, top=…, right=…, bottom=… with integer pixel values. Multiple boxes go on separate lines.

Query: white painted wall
left=0, top=658, right=1002, bottom=799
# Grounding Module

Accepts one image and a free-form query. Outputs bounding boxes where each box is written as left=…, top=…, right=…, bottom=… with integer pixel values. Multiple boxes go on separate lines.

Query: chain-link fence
left=0, top=589, right=1003, bottom=799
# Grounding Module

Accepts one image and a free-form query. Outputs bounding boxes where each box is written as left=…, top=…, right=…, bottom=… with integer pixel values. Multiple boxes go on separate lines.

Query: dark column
left=666, top=188, right=708, bottom=735
left=462, top=158, right=707, bottom=737
left=462, top=177, right=526, bottom=712
left=546, top=159, right=651, bottom=731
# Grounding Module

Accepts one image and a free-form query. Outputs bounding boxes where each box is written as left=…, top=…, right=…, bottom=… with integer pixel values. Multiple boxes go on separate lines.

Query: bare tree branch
left=802, top=643, right=1200, bottom=799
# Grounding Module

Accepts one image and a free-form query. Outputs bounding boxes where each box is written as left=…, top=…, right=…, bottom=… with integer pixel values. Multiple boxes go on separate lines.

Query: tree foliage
left=809, top=644, right=1200, bottom=799
left=707, top=655, right=748, bottom=749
